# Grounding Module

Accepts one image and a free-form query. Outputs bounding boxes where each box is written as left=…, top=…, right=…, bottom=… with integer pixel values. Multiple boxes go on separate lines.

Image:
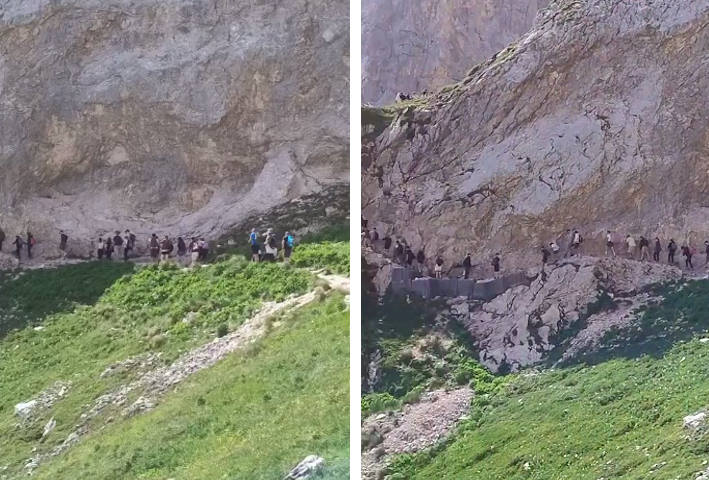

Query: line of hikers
left=0, top=229, right=37, bottom=261
left=363, top=218, right=709, bottom=280
left=248, top=228, right=295, bottom=263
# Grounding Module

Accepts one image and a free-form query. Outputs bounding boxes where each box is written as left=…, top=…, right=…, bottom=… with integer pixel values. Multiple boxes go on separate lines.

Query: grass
left=0, top=243, right=349, bottom=479
left=292, top=242, right=349, bottom=275
left=32, top=294, right=349, bottom=480
left=384, top=280, right=709, bottom=479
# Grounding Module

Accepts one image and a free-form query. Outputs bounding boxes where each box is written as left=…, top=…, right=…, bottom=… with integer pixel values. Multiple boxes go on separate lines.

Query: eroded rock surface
left=1, top=0, right=349, bottom=260
left=362, top=0, right=548, bottom=104
left=362, top=0, right=709, bottom=274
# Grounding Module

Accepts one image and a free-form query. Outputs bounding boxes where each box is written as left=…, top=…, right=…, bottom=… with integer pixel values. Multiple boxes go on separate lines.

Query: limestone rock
left=684, top=411, right=707, bottom=431
left=283, top=455, right=325, bottom=480
left=362, top=0, right=709, bottom=274
left=362, top=0, right=549, bottom=104
left=0, top=0, right=349, bottom=261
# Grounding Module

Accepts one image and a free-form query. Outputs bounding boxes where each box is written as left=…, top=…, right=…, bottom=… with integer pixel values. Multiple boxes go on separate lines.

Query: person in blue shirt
left=249, top=228, right=260, bottom=262
left=282, top=231, right=294, bottom=263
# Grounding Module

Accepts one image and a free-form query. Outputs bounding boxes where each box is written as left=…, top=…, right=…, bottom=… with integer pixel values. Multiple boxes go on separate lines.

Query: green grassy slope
left=383, top=280, right=709, bottom=480
left=0, top=242, right=349, bottom=479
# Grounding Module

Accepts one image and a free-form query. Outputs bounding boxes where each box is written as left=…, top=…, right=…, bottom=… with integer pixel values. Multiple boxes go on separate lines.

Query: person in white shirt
left=605, top=230, right=616, bottom=257
left=625, top=234, right=637, bottom=259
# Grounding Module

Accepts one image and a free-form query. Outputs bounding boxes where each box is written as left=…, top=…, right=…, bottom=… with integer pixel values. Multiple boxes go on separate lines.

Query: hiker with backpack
left=549, top=241, right=560, bottom=258
left=59, top=230, right=68, bottom=253
left=639, top=236, right=650, bottom=261
left=605, top=231, right=616, bottom=257
left=434, top=256, right=444, bottom=279
left=159, top=235, right=173, bottom=263
left=177, top=237, right=187, bottom=263
left=112, top=231, right=124, bottom=260
left=405, top=246, right=415, bottom=267
left=572, top=230, right=582, bottom=255
left=26, top=232, right=35, bottom=259
left=667, top=239, right=677, bottom=264
left=190, top=237, right=200, bottom=266
left=653, top=237, right=662, bottom=262
left=249, top=228, right=260, bottom=262
left=682, top=245, right=694, bottom=270
left=282, top=231, right=294, bottom=263
left=492, top=253, right=501, bottom=273
left=416, top=249, right=425, bottom=276
left=105, top=237, right=113, bottom=260
left=149, top=234, right=160, bottom=262
left=625, top=235, right=636, bottom=259
left=198, top=238, right=209, bottom=261
left=123, top=230, right=132, bottom=261
left=97, top=237, right=105, bottom=259
left=13, top=235, right=23, bottom=260
left=462, top=253, right=472, bottom=279
left=383, top=234, right=392, bottom=253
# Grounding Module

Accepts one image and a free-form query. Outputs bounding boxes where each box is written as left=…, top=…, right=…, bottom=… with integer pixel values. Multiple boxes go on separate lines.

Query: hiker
left=27, top=232, right=35, bottom=259
left=371, top=227, right=379, bottom=243
left=282, top=231, right=294, bottom=263
left=198, top=238, right=209, bottom=261
left=263, top=229, right=277, bottom=262
left=705, top=241, right=709, bottom=265
left=383, top=235, right=392, bottom=253
left=416, top=249, right=425, bottom=275
left=667, top=239, right=677, bottom=264
left=249, top=228, right=260, bottom=262
left=492, top=253, right=501, bottom=273
left=112, top=231, right=124, bottom=260
left=639, top=236, right=650, bottom=261
left=653, top=237, right=662, bottom=262
left=105, top=237, right=113, bottom=260
left=159, top=235, right=173, bottom=263
left=405, top=247, right=415, bottom=267
left=625, top=235, right=636, bottom=259
left=682, top=245, right=694, bottom=270
left=122, top=231, right=131, bottom=261
left=97, top=237, right=105, bottom=259
left=0, top=226, right=5, bottom=251
left=434, top=256, right=444, bottom=279
left=462, top=253, right=472, bottom=279
left=177, top=237, right=187, bottom=262
left=605, top=231, right=616, bottom=257
left=59, top=230, right=68, bottom=252
left=13, top=235, right=23, bottom=260
left=190, top=237, right=200, bottom=266
left=549, top=241, right=560, bottom=256
left=149, top=234, right=160, bottom=262
left=127, top=230, right=137, bottom=252
left=395, top=240, right=404, bottom=264
left=571, top=230, right=582, bottom=255
left=361, top=216, right=368, bottom=230
left=541, top=245, right=550, bottom=265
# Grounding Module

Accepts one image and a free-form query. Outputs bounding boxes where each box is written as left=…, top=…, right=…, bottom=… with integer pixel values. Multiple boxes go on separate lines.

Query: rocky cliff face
left=0, top=0, right=349, bottom=260
left=362, top=0, right=548, bottom=105
left=362, top=0, right=709, bottom=272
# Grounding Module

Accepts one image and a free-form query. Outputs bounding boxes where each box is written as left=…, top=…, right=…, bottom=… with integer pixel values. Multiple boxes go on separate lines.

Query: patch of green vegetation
left=0, top=261, right=135, bottom=337
left=299, top=223, right=349, bottom=244
left=0, top=248, right=348, bottom=479
left=362, top=294, right=505, bottom=417
left=33, top=294, right=349, bottom=480
left=385, top=283, right=709, bottom=480
left=291, top=242, right=349, bottom=275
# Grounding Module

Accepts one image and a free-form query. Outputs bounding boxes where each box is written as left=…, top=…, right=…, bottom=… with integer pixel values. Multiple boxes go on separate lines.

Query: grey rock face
left=362, top=0, right=548, bottom=104
left=0, top=0, right=349, bottom=260
left=362, top=0, right=709, bottom=272
left=446, top=257, right=682, bottom=372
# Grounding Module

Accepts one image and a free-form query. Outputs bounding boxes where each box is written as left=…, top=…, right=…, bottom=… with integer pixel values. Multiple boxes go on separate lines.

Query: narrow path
left=25, top=275, right=349, bottom=472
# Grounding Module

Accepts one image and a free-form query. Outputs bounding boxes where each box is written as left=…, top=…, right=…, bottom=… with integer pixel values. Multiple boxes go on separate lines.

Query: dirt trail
left=24, top=275, right=349, bottom=472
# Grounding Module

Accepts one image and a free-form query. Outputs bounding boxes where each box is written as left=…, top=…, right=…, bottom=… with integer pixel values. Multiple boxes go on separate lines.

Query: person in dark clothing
left=541, top=245, right=550, bottom=265
left=492, top=253, right=501, bottom=273
left=0, top=227, right=5, bottom=251
left=416, top=249, right=425, bottom=275
left=705, top=241, right=709, bottom=265
left=383, top=235, right=392, bottom=252
left=105, top=237, right=113, bottom=260
left=653, top=238, right=662, bottom=262
left=177, top=237, right=187, bottom=258
left=394, top=240, right=404, bottom=264
left=462, top=253, right=472, bottom=279
left=149, top=234, right=160, bottom=262
left=667, top=239, right=677, bottom=264
left=361, top=216, right=368, bottom=229
left=405, top=247, right=415, bottom=267
left=434, top=256, right=444, bottom=279
left=13, top=235, right=23, bottom=260
left=97, top=237, right=105, bottom=259
left=639, top=236, right=650, bottom=261
left=59, top=230, right=68, bottom=251
left=371, top=228, right=379, bottom=243
left=26, top=232, right=35, bottom=259
left=682, top=245, right=694, bottom=270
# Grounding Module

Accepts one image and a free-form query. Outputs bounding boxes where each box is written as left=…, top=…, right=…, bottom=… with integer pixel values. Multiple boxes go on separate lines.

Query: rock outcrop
left=362, top=0, right=548, bottom=105
left=0, top=0, right=349, bottom=260
left=362, top=0, right=709, bottom=273
left=445, top=257, right=682, bottom=372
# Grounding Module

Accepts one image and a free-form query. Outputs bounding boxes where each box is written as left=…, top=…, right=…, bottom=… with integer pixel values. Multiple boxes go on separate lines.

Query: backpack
left=287, top=235, right=294, bottom=248
left=167, top=241, right=174, bottom=253
left=114, top=235, right=123, bottom=246
left=268, top=235, right=276, bottom=248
